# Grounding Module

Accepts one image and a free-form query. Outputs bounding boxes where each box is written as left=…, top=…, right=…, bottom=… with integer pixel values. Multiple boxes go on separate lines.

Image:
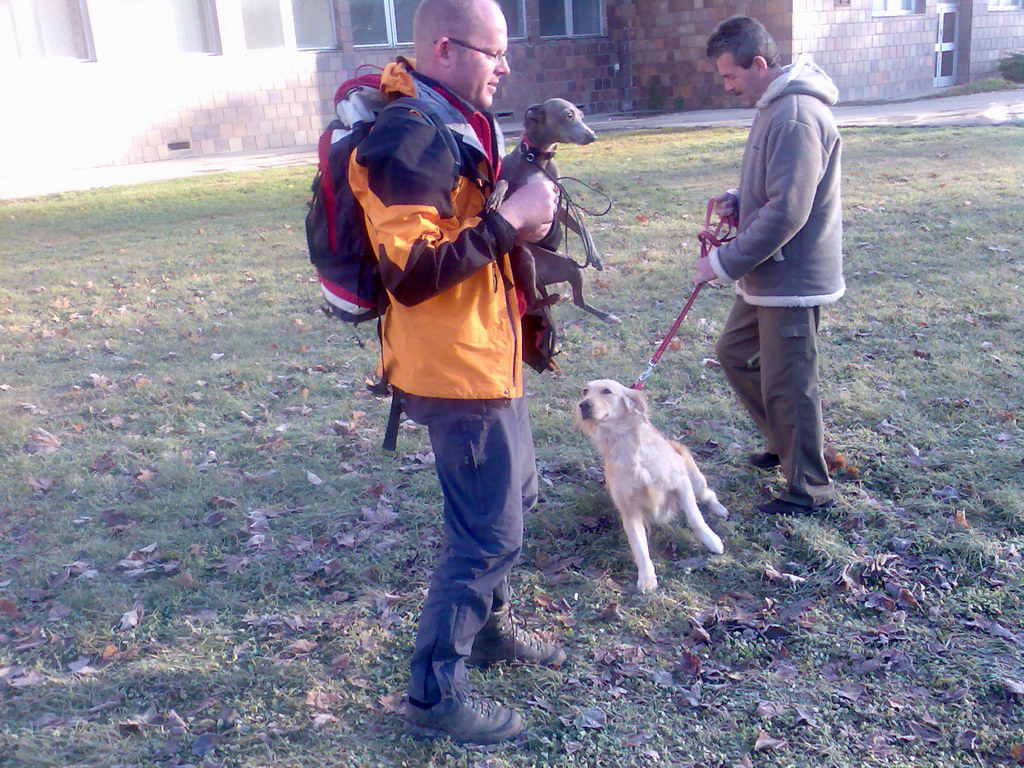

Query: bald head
left=413, top=0, right=499, bottom=54
left=412, top=0, right=510, bottom=110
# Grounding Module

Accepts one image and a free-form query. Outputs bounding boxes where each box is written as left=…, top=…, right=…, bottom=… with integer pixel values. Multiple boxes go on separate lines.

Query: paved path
left=2, top=89, right=1021, bottom=200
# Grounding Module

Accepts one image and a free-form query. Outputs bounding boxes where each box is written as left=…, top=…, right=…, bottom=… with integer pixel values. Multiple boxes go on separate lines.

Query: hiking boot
left=405, top=693, right=524, bottom=745
left=757, top=497, right=833, bottom=516
left=467, top=607, right=567, bottom=668
left=748, top=452, right=781, bottom=470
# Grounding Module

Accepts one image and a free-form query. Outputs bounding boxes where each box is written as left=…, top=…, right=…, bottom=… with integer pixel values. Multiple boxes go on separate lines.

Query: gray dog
left=491, top=98, right=620, bottom=324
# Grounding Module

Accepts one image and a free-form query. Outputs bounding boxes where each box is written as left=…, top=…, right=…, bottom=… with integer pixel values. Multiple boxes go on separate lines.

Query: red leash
left=632, top=199, right=738, bottom=390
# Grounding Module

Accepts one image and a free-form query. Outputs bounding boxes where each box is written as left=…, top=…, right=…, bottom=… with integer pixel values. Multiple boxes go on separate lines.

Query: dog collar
left=519, top=140, right=556, bottom=163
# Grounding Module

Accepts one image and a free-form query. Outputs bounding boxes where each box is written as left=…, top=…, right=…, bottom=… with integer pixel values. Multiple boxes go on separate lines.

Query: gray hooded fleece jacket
left=710, top=54, right=845, bottom=307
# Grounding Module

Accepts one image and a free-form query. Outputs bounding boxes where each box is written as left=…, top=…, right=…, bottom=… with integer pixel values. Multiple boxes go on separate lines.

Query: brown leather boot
left=466, top=607, right=566, bottom=668
left=405, top=692, right=523, bottom=745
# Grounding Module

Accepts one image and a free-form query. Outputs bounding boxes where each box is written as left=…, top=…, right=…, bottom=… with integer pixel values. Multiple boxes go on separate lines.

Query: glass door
left=935, top=3, right=958, bottom=87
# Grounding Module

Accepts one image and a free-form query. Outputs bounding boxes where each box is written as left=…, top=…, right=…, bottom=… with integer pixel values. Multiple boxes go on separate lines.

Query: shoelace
left=453, top=689, right=502, bottom=716
left=499, top=606, right=548, bottom=653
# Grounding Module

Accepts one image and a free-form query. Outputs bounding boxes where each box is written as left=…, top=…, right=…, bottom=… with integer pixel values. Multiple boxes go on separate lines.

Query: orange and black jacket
left=349, top=58, right=525, bottom=400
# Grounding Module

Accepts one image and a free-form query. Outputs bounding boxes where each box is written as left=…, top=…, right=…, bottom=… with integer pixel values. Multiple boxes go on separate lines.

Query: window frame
left=292, top=0, right=338, bottom=50
left=9, top=0, right=96, bottom=60
left=539, top=0, right=605, bottom=39
left=499, top=0, right=526, bottom=41
left=351, top=0, right=526, bottom=49
left=350, top=0, right=408, bottom=48
left=240, top=0, right=339, bottom=51
left=197, top=0, right=222, bottom=54
left=871, top=0, right=919, bottom=17
left=987, top=0, right=1023, bottom=10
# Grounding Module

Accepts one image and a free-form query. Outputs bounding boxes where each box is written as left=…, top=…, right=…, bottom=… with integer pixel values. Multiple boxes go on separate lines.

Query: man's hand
left=497, top=176, right=558, bottom=243
left=694, top=253, right=718, bottom=286
left=712, top=191, right=737, bottom=220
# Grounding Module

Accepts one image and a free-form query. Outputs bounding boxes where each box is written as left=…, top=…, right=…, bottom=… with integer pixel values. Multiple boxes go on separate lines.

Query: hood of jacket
left=756, top=53, right=839, bottom=110
left=378, top=57, right=501, bottom=162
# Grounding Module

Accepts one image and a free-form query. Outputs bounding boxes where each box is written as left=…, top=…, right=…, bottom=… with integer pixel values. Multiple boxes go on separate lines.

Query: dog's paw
left=636, top=573, right=658, bottom=593
left=709, top=503, right=730, bottom=520
left=703, top=532, right=725, bottom=555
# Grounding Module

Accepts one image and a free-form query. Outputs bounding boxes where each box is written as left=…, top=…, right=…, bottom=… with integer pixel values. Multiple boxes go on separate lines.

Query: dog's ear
left=525, top=103, right=545, bottom=126
left=624, top=387, right=647, bottom=417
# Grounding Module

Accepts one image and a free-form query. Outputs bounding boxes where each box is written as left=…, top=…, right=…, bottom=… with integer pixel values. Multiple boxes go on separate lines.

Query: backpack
left=306, top=73, right=463, bottom=451
left=305, top=73, right=460, bottom=324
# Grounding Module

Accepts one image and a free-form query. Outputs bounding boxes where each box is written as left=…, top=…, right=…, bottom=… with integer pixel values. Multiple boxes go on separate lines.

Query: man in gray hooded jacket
left=696, top=16, right=844, bottom=515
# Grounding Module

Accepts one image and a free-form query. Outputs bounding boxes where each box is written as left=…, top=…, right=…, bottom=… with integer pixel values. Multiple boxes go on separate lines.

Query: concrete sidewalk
left=2, top=88, right=1021, bottom=200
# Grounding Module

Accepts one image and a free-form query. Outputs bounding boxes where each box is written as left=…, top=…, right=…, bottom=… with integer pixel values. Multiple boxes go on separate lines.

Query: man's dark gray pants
left=401, top=393, right=537, bottom=706
left=716, top=297, right=834, bottom=507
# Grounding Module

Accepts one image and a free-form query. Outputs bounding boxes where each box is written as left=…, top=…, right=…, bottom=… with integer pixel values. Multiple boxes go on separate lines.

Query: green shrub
left=998, top=51, right=1024, bottom=83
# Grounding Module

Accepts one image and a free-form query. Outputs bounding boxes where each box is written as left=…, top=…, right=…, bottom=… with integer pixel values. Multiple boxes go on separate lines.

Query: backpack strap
left=382, top=388, right=402, bottom=452
left=373, top=97, right=461, bottom=453
left=383, top=96, right=462, bottom=188
left=372, top=319, right=401, bottom=453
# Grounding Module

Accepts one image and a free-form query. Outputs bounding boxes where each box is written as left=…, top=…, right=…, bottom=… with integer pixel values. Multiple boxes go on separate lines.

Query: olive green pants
left=716, top=297, right=834, bottom=507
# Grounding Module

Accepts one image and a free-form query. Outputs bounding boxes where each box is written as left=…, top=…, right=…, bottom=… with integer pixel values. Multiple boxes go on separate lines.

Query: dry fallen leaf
left=90, top=452, right=116, bottom=473
left=1003, top=677, right=1024, bottom=696
left=754, top=730, right=788, bottom=752
left=118, top=602, right=144, bottom=631
left=191, top=732, right=221, bottom=756
left=286, top=639, right=318, bottom=655
left=763, top=563, right=807, bottom=585
left=754, top=701, right=785, bottom=719
left=311, top=712, right=337, bottom=729
left=27, top=476, right=53, bottom=493
left=305, top=690, right=339, bottom=711
left=575, top=706, right=607, bottom=729
left=378, top=691, right=404, bottom=713
left=24, top=428, right=61, bottom=454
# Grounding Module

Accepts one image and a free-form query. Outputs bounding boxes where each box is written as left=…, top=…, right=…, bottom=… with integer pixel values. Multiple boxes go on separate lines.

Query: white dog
left=576, top=379, right=728, bottom=593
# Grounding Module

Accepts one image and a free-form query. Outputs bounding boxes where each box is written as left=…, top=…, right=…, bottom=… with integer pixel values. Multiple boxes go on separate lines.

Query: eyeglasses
left=444, top=37, right=509, bottom=65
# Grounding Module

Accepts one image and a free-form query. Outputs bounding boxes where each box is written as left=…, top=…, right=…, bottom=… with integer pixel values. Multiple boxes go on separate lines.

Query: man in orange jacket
left=350, top=0, right=564, bottom=745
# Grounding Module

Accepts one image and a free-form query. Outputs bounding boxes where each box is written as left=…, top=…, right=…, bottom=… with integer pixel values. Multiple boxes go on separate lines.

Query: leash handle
left=631, top=198, right=738, bottom=391
left=698, top=198, right=738, bottom=258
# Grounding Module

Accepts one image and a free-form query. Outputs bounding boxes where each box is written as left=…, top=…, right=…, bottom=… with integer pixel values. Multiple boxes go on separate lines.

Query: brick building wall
left=792, top=0, right=938, bottom=102
left=612, top=0, right=791, bottom=113
left=963, top=0, right=1024, bottom=79
left=3, top=0, right=1016, bottom=175
left=495, top=0, right=632, bottom=117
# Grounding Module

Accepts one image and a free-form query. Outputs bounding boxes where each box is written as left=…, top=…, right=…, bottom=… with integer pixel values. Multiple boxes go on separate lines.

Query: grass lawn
left=1, top=124, right=1023, bottom=768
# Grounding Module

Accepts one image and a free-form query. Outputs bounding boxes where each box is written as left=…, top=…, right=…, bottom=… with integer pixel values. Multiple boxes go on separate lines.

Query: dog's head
left=576, top=379, right=647, bottom=433
left=524, top=98, right=596, bottom=148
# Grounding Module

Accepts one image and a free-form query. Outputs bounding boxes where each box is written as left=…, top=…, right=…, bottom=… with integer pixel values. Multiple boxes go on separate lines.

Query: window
left=0, top=0, right=19, bottom=59
left=872, top=0, right=916, bottom=15
left=25, top=0, right=93, bottom=59
left=293, top=0, right=336, bottom=48
left=240, top=0, right=337, bottom=50
left=498, top=0, right=524, bottom=39
left=988, top=0, right=1022, bottom=8
left=351, top=0, right=416, bottom=47
left=351, top=0, right=522, bottom=48
left=105, top=0, right=218, bottom=56
left=540, top=0, right=603, bottom=37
